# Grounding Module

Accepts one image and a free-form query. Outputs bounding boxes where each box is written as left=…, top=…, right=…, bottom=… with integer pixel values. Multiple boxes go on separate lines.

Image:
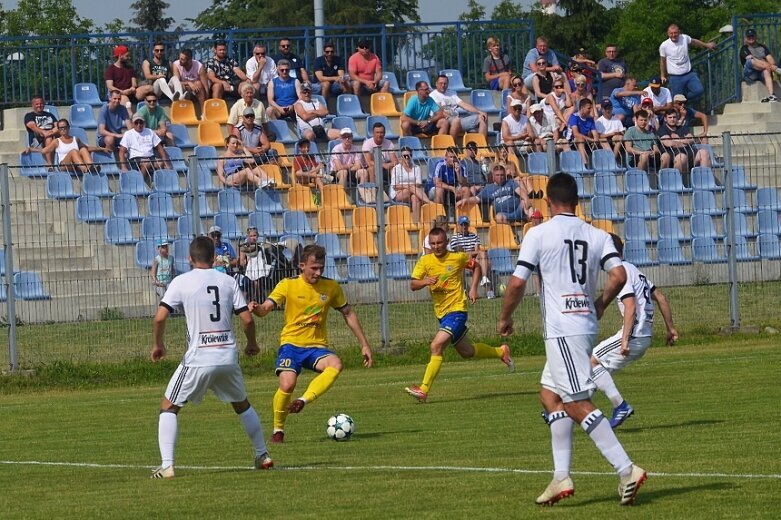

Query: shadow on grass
left=427, top=390, right=539, bottom=404
left=573, top=481, right=735, bottom=507
left=620, top=419, right=726, bottom=433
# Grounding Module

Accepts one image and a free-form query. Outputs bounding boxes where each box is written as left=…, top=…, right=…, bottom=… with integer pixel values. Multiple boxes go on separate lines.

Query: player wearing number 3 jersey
left=498, top=173, right=646, bottom=506
left=150, top=236, right=272, bottom=479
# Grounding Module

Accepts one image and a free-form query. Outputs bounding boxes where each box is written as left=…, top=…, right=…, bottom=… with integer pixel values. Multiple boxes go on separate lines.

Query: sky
left=2, top=0, right=517, bottom=30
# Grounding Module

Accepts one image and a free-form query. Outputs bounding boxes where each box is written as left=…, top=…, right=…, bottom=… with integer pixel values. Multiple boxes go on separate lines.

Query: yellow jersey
left=412, top=251, right=469, bottom=319
left=267, top=275, right=347, bottom=347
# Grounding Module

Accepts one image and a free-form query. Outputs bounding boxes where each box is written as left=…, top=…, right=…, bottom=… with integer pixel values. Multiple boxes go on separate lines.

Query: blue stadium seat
left=733, top=188, right=756, bottom=214
left=13, top=271, right=51, bottom=300
left=73, top=82, right=103, bottom=106
left=336, top=94, right=369, bottom=119
left=283, top=210, right=316, bottom=237
left=729, top=166, right=757, bottom=190
left=381, top=71, right=405, bottom=94
left=571, top=172, right=589, bottom=199
left=526, top=152, right=549, bottom=176
left=657, top=238, right=691, bottom=265
left=68, top=126, right=90, bottom=146
left=560, top=150, right=594, bottom=175
left=625, top=193, right=654, bottom=219
left=194, top=145, right=219, bottom=171
left=330, top=116, right=364, bottom=141
left=141, top=216, right=169, bottom=241
left=44, top=104, right=61, bottom=120
left=657, top=216, right=687, bottom=241
left=758, top=233, right=781, bottom=259
left=172, top=237, right=193, bottom=273
left=19, top=151, right=49, bottom=177
left=625, top=218, right=655, bottom=243
left=176, top=215, right=206, bottom=238
left=91, top=151, right=121, bottom=176
left=406, top=70, right=432, bottom=92
left=757, top=187, right=781, bottom=210
left=187, top=166, right=220, bottom=193
left=104, top=217, right=136, bottom=245
left=692, top=237, right=726, bottom=263
left=398, top=136, right=428, bottom=161
left=692, top=190, right=723, bottom=216
left=75, top=194, right=107, bottom=222
left=658, top=168, right=692, bottom=193
left=152, top=169, right=186, bottom=195
left=594, top=173, right=624, bottom=196
left=590, top=195, right=622, bottom=221
left=81, top=173, right=114, bottom=198
left=169, top=124, right=195, bottom=149
left=469, top=89, right=501, bottom=114
left=217, top=188, right=251, bottom=216
left=690, top=214, right=721, bottom=239
left=0, top=283, right=5, bottom=302
left=591, top=149, right=625, bottom=174
left=255, top=188, right=285, bottom=214
left=147, top=192, right=180, bottom=219
left=624, top=240, right=656, bottom=266
left=324, top=256, right=347, bottom=283
left=183, top=192, right=216, bottom=217
left=214, top=212, right=243, bottom=240
left=69, top=103, right=98, bottom=129
left=625, top=168, right=657, bottom=194
left=691, top=166, right=724, bottom=191
left=119, top=170, right=151, bottom=196
left=134, top=239, right=157, bottom=269
left=347, top=255, right=378, bottom=282
left=757, top=210, right=780, bottom=235
left=46, top=172, right=78, bottom=199
left=315, top=233, right=348, bottom=259
left=310, top=94, right=333, bottom=123
left=248, top=211, right=282, bottom=239
left=487, top=248, right=515, bottom=275
left=734, top=235, right=758, bottom=262
left=265, top=119, right=298, bottom=144
left=386, top=253, right=412, bottom=280
left=164, top=146, right=189, bottom=174
left=657, top=192, right=687, bottom=218
left=733, top=212, right=756, bottom=239
left=439, top=69, right=470, bottom=92
left=366, top=115, right=399, bottom=140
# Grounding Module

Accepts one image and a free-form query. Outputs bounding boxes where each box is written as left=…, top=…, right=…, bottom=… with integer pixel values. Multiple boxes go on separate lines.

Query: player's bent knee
left=231, top=399, right=251, bottom=414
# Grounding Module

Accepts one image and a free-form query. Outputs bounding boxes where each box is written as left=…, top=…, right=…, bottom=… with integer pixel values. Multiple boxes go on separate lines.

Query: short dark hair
left=609, top=233, right=624, bottom=258
left=32, top=94, right=45, bottom=102
left=215, top=40, right=227, bottom=48
left=635, top=109, right=649, bottom=119
left=297, top=137, right=311, bottom=148
left=664, top=108, right=677, bottom=116
left=323, top=42, right=335, bottom=51
left=372, top=121, right=386, bottom=131
left=415, top=80, right=428, bottom=91
left=301, top=244, right=326, bottom=263
left=437, top=74, right=448, bottom=81
left=57, top=118, right=70, bottom=127
left=429, top=226, right=448, bottom=241
left=546, top=173, right=578, bottom=206
left=579, top=98, right=593, bottom=107
left=180, top=48, right=193, bottom=59
left=358, top=39, right=371, bottom=49
left=190, top=236, right=216, bottom=264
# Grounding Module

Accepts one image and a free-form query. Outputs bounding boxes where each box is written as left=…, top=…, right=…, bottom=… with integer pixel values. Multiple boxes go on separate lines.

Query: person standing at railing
left=658, top=24, right=716, bottom=107
left=739, top=28, right=780, bottom=103
left=106, top=45, right=153, bottom=112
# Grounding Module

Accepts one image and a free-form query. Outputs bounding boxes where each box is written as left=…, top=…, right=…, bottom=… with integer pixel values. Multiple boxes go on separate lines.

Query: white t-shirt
left=361, top=138, right=395, bottom=167
left=330, top=143, right=362, bottom=172
left=596, top=115, right=625, bottom=135
left=245, top=56, right=277, bottom=92
left=616, top=261, right=656, bottom=338
left=513, top=214, right=622, bottom=338
left=429, top=88, right=462, bottom=118
left=119, top=128, right=161, bottom=159
left=642, top=86, right=672, bottom=108
left=389, top=163, right=422, bottom=199
left=502, top=113, right=529, bottom=144
left=295, top=98, right=327, bottom=133
left=161, top=267, right=248, bottom=367
left=659, top=34, right=693, bottom=75
left=529, top=112, right=557, bottom=138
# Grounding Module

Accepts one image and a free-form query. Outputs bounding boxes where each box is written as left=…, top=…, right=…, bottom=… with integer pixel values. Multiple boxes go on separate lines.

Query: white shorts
left=592, top=330, right=652, bottom=373
left=540, top=334, right=597, bottom=403
left=164, top=363, right=247, bottom=406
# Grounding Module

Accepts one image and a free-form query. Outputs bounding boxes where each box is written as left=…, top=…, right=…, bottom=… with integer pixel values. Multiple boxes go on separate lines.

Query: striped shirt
left=448, top=232, right=481, bottom=252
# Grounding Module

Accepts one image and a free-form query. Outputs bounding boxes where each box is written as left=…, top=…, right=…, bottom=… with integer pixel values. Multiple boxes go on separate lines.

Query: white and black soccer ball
left=326, top=413, right=355, bottom=441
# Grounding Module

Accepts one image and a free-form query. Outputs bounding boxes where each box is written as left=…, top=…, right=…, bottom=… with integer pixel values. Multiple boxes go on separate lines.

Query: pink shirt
left=173, top=59, right=204, bottom=82
left=348, top=52, right=382, bottom=81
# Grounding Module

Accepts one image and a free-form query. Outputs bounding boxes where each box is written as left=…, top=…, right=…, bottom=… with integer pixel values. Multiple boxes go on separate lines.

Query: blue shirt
left=404, top=96, right=439, bottom=122
left=98, top=104, right=129, bottom=133
left=610, top=87, right=640, bottom=112
left=478, top=180, right=521, bottom=214
left=272, top=76, right=299, bottom=106
left=428, top=159, right=457, bottom=191
left=522, top=49, right=559, bottom=78
left=214, top=241, right=237, bottom=274
left=568, top=113, right=597, bottom=138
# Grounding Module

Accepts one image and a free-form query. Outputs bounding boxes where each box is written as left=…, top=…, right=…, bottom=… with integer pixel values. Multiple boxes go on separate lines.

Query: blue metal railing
left=0, top=20, right=534, bottom=106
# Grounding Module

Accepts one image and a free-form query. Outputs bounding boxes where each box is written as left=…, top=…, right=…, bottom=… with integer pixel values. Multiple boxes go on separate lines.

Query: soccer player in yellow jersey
left=405, top=227, right=515, bottom=403
left=251, top=244, right=373, bottom=443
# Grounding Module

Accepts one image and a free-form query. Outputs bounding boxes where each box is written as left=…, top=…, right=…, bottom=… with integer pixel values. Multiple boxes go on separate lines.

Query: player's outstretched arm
left=151, top=305, right=170, bottom=361
left=251, top=299, right=276, bottom=318
left=239, top=309, right=259, bottom=356
left=340, top=305, right=373, bottom=368
left=651, top=288, right=678, bottom=345
left=497, top=275, right=527, bottom=336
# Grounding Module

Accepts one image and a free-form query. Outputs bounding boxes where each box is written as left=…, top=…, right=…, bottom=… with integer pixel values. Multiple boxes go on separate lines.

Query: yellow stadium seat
left=455, top=202, right=488, bottom=228
left=529, top=198, right=550, bottom=220
left=488, top=223, right=519, bottom=249
left=402, top=91, right=416, bottom=109
left=591, top=219, right=615, bottom=234
left=321, top=184, right=355, bottom=210
left=575, top=202, right=589, bottom=222
left=352, top=206, right=378, bottom=232
left=287, top=184, right=319, bottom=212
left=462, top=133, right=492, bottom=159
left=420, top=202, right=446, bottom=226
left=197, top=121, right=225, bottom=147
left=386, top=205, right=418, bottom=231
left=370, top=93, right=401, bottom=116
left=385, top=227, right=416, bottom=255
left=203, top=98, right=229, bottom=124
left=350, top=228, right=378, bottom=256
left=269, top=142, right=293, bottom=168
left=170, top=99, right=199, bottom=125
left=259, top=164, right=290, bottom=189
left=430, top=135, right=456, bottom=157
left=318, top=208, right=349, bottom=234
left=527, top=175, right=549, bottom=198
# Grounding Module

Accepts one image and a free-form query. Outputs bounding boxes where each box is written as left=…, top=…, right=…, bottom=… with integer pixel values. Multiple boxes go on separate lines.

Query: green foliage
left=128, top=0, right=174, bottom=33
left=98, top=307, right=125, bottom=321
left=1, top=0, right=93, bottom=36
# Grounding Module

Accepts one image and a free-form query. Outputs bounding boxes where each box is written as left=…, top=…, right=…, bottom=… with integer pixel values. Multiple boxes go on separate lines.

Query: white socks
left=592, top=364, right=624, bottom=407
left=580, top=410, right=632, bottom=476
left=548, top=411, right=574, bottom=481
left=239, top=406, right=268, bottom=456
left=158, top=411, right=178, bottom=467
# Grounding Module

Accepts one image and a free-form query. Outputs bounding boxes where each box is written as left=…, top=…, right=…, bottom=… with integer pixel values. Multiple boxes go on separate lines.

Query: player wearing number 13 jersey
left=498, top=173, right=646, bottom=506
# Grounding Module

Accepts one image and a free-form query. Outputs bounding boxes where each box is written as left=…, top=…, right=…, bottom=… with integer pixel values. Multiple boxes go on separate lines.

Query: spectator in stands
left=659, top=23, right=716, bottom=105
left=172, top=48, right=209, bottom=110
left=97, top=90, right=131, bottom=152
left=657, top=108, right=710, bottom=177
left=596, top=99, right=625, bottom=158
left=428, top=146, right=467, bottom=207
left=209, top=225, right=237, bottom=274
left=568, top=98, right=600, bottom=166
left=597, top=44, right=627, bottom=100
left=150, top=240, right=175, bottom=300
left=245, top=43, right=277, bottom=100
left=483, top=37, right=513, bottom=90
left=239, top=227, right=272, bottom=303
left=401, top=81, right=448, bottom=136
left=541, top=78, right=573, bottom=131
left=567, top=50, right=596, bottom=94
left=429, top=74, right=488, bottom=139
left=501, top=99, right=532, bottom=155
left=233, top=108, right=276, bottom=166
left=494, top=143, right=523, bottom=180
left=623, top=109, right=661, bottom=172
left=205, top=40, right=248, bottom=100
left=459, top=141, right=488, bottom=197
left=294, top=138, right=329, bottom=191
left=266, top=59, right=302, bottom=121
left=24, top=95, right=59, bottom=165
left=571, top=48, right=597, bottom=71
left=521, top=36, right=562, bottom=91
left=138, top=93, right=173, bottom=145
left=348, top=40, right=389, bottom=95
left=330, top=127, right=369, bottom=188
left=458, top=163, right=529, bottom=224
left=609, top=75, right=643, bottom=123
left=643, top=76, right=673, bottom=117
left=390, top=146, right=431, bottom=224
left=527, top=103, right=567, bottom=153
left=362, top=121, right=398, bottom=185
left=531, top=58, right=556, bottom=101
left=274, top=38, right=310, bottom=83
left=295, top=82, right=341, bottom=142
left=118, top=113, right=171, bottom=182
left=313, top=42, right=351, bottom=99
left=227, top=84, right=268, bottom=136
left=449, top=215, right=494, bottom=299
left=639, top=96, right=659, bottom=132
left=141, top=42, right=184, bottom=102
left=672, top=94, right=709, bottom=141
left=105, top=45, right=151, bottom=110
left=217, top=134, right=274, bottom=189
left=505, top=74, right=532, bottom=116
left=29, top=118, right=108, bottom=174
left=572, top=74, right=597, bottom=118
left=739, top=28, right=780, bottom=103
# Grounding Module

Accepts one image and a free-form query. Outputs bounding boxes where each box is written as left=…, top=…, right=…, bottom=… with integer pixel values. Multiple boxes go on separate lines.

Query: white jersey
left=513, top=214, right=622, bottom=338
left=161, top=267, right=248, bottom=367
left=616, top=261, right=655, bottom=338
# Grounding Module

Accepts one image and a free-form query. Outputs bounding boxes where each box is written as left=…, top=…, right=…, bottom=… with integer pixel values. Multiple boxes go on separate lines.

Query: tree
left=2, top=0, right=93, bottom=36
left=128, top=0, right=175, bottom=33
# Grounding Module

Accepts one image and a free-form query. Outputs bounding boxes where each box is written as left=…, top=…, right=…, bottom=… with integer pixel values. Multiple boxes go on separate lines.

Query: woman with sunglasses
left=541, top=79, right=574, bottom=134
left=29, top=118, right=108, bottom=174
left=218, top=135, right=275, bottom=188
left=570, top=74, right=597, bottom=119
left=531, top=59, right=556, bottom=101
left=505, top=74, right=532, bottom=116
left=390, top=146, right=431, bottom=224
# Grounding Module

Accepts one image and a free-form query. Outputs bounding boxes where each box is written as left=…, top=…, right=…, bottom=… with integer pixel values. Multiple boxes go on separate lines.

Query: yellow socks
left=273, top=389, right=292, bottom=431
left=473, top=342, right=502, bottom=359
left=420, top=355, right=443, bottom=394
left=302, top=366, right=341, bottom=403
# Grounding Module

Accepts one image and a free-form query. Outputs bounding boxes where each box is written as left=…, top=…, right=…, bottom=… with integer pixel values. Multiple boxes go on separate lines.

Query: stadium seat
left=593, top=173, right=625, bottom=196
left=370, top=93, right=401, bottom=116
left=259, top=164, right=290, bottom=189
left=164, top=146, right=188, bottom=174
left=268, top=142, right=293, bottom=169
left=729, top=166, right=757, bottom=190
left=735, top=212, right=756, bottom=237
left=217, top=188, right=251, bottom=216
left=171, top=238, right=193, bottom=273
left=526, top=152, right=548, bottom=176
left=69, top=126, right=90, bottom=146
left=500, top=88, right=512, bottom=110
left=402, top=90, right=416, bottom=110
left=624, top=240, right=656, bottom=266
left=197, top=121, right=225, bottom=147
left=110, top=193, right=142, bottom=221
left=265, top=119, right=298, bottom=144
left=287, top=184, right=319, bottom=213
left=336, top=94, right=369, bottom=119
left=385, top=253, right=412, bottom=280
left=13, top=271, right=51, bottom=300
left=153, top=169, right=186, bottom=195
left=176, top=215, right=206, bottom=238
left=183, top=192, right=216, bottom=217
left=91, top=151, right=121, bottom=176
left=657, top=216, right=687, bottom=241
left=398, top=136, right=428, bottom=161
left=590, top=195, right=622, bottom=221
left=69, top=103, right=98, bottom=129
left=141, top=216, right=170, bottom=241
left=170, top=100, right=200, bottom=125
left=757, top=187, right=781, bottom=210
left=733, top=188, right=756, bottom=214
left=147, top=192, right=180, bottom=219
left=487, top=223, right=518, bottom=249
left=560, top=150, right=594, bottom=175
left=690, top=214, right=721, bottom=239
left=734, top=235, right=758, bottom=262
left=487, top=248, right=515, bottom=275
left=323, top=256, right=347, bottom=283
left=758, top=233, right=781, bottom=259
left=625, top=193, right=654, bottom=219
left=352, top=207, right=378, bottom=232
left=315, top=233, right=348, bottom=259
left=657, top=192, right=687, bottom=218
left=81, top=173, right=114, bottom=198
left=387, top=205, right=418, bottom=231
left=44, top=104, right=61, bottom=121
left=591, top=149, right=625, bottom=174
left=330, top=116, right=363, bottom=141
left=46, top=172, right=78, bottom=199
left=73, top=82, right=103, bottom=106
left=381, top=71, right=405, bottom=94
left=119, top=170, right=150, bottom=196
left=757, top=209, right=781, bottom=235
left=692, top=237, right=726, bottom=263
left=248, top=211, right=281, bottom=238
left=658, top=168, right=692, bottom=193
left=691, top=166, right=724, bottom=192
left=194, top=145, right=219, bottom=172
left=168, top=124, right=196, bottom=149
left=202, top=98, right=229, bottom=124
left=625, top=168, right=658, bottom=194
left=366, top=115, right=399, bottom=140
left=430, top=135, right=457, bottom=157
left=187, top=166, right=220, bottom=193
left=134, top=239, right=157, bottom=269
left=350, top=228, right=378, bottom=256
left=657, top=238, right=690, bottom=265
left=321, top=184, right=355, bottom=210
left=75, top=195, right=107, bottom=222
left=406, top=70, right=432, bottom=92
left=19, top=151, right=50, bottom=177
left=591, top=219, right=615, bottom=234
left=469, top=89, right=500, bottom=114
left=104, top=217, right=136, bottom=245
left=255, top=188, right=286, bottom=214
left=347, top=255, right=378, bottom=282
left=385, top=227, right=416, bottom=255
left=625, top=217, right=655, bottom=243
left=692, top=190, right=723, bottom=216
left=462, top=133, right=492, bottom=159
left=214, top=212, right=243, bottom=240
left=420, top=203, right=446, bottom=225
left=439, top=69, right=470, bottom=92
left=317, top=208, right=349, bottom=234
left=282, top=210, right=316, bottom=237
left=569, top=172, right=589, bottom=199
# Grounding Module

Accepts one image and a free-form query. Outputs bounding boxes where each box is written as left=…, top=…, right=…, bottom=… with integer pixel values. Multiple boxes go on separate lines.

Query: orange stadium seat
left=462, top=133, right=492, bottom=159
left=455, top=202, right=488, bottom=228
left=318, top=207, right=349, bottom=234
left=170, top=100, right=200, bottom=125
left=259, top=164, right=290, bottom=189
left=350, top=228, right=378, bottom=256
left=430, top=135, right=456, bottom=158
left=385, top=227, right=416, bottom=255
left=352, top=206, right=378, bottom=232
left=386, top=205, right=418, bottom=231
left=591, top=219, right=615, bottom=234
left=420, top=203, right=446, bottom=226
left=370, top=93, right=401, bottom=116
left=321, top=184, right=355, bottom=210
left=203, top=98, right=229, bottom=124
left=197, top=121, right=225, bottom=147
left=287, top=184, right=319, bottom=212
left=269, top=142, right=293, bottom=168
left=488, top=223, right=519, bottom=249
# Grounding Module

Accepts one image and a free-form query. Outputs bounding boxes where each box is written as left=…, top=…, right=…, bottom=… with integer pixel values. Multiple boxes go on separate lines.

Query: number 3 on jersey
left=564, top=239, right=588, bottom=284
left=207, top=285, right=220, bottom=322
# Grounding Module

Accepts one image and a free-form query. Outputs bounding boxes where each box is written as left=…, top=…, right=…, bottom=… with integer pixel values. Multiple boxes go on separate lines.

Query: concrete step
left=740, top=80, right=781, bottom=103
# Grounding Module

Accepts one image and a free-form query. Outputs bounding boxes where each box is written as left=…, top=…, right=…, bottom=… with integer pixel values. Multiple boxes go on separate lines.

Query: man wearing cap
left=501, top=98, right=532, bottom=154
left=642, top=77, right=673, bottom=117
left=596, top=99, right=625, bottom=158
left=348, top=40, right=389, bottom=95
left=295, top=82, right=341, bottom=142
left=528, top=102, right=565, bottom=153
left=205, top=40, right=248, bottom=100
left=118, top=113, right=171, bottom=181
left=429, top=74, right=488, bottom=139
left=245, top=43, right=277, bottom=99
left=209, top=226, right=238, bottom=274
left=227, top=84, right=269, bottom=136
left=739, top=28, right=780, bottom=103
left=313, top=42, right=351, bottom=99
left=233, top=107, right=276, bottom=165
left=671, top=94, right=709, bottom=141
left=623, top=109, right=661, bottom=172
left=597, top=44, right=627, bottom=99
left=401, top=81, right=448, bottom=136
left=659, top=23, right=716, bottom=105
left=449, top=215, right=495, bottom=299
left=106, top=45, right=153, bottom=109
left=266, top=59, right=302, bottom=121
left=331, top=127, right=369, bottom=189
left=150, top=240, right=176, bottom=300
left=609, top=76, right=644, bottom=123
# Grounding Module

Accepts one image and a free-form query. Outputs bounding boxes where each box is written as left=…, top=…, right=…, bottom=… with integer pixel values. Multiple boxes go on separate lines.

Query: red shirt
left=106, top=63, right=136, bottom=90
left=348, top=52, right=382, bottom=81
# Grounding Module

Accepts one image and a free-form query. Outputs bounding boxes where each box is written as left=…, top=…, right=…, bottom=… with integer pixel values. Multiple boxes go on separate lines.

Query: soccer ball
left=326, top=413, right=355, bottom=441
left=496, top=283, right=507, bottom=297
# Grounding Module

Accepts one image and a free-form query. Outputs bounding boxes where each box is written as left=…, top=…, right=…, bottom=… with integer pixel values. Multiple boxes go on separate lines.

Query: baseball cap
left=673, top=94, right=688, bottom=103
left=641, top=96, right=653, bottom=106
left=340, top=127, right=353, bottom=136
left=131, top=112, right=144, bottom=122
left=531, top=210, right=543, bottom=219
left=577, top=47, right=587, bottom=55
left=458, top=216, right=470, bottom=225
left=157, top=239, right=170, bottom=247
left=529, top=103, right=543, bottom=113
left=300, top=82, right=312, bottom=92
left=208, top=225, right=222, bottom=234
left=746, top=28, right=757, bottom=37
left=242, top=107, right=256, bottom=116
left=113, top=45, right=129, bottom=58
left=510, top=98, right=524, bottom=107
left=601, top=99, right=613, bottom=109
left=649, top=76, right=662, bottom=87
